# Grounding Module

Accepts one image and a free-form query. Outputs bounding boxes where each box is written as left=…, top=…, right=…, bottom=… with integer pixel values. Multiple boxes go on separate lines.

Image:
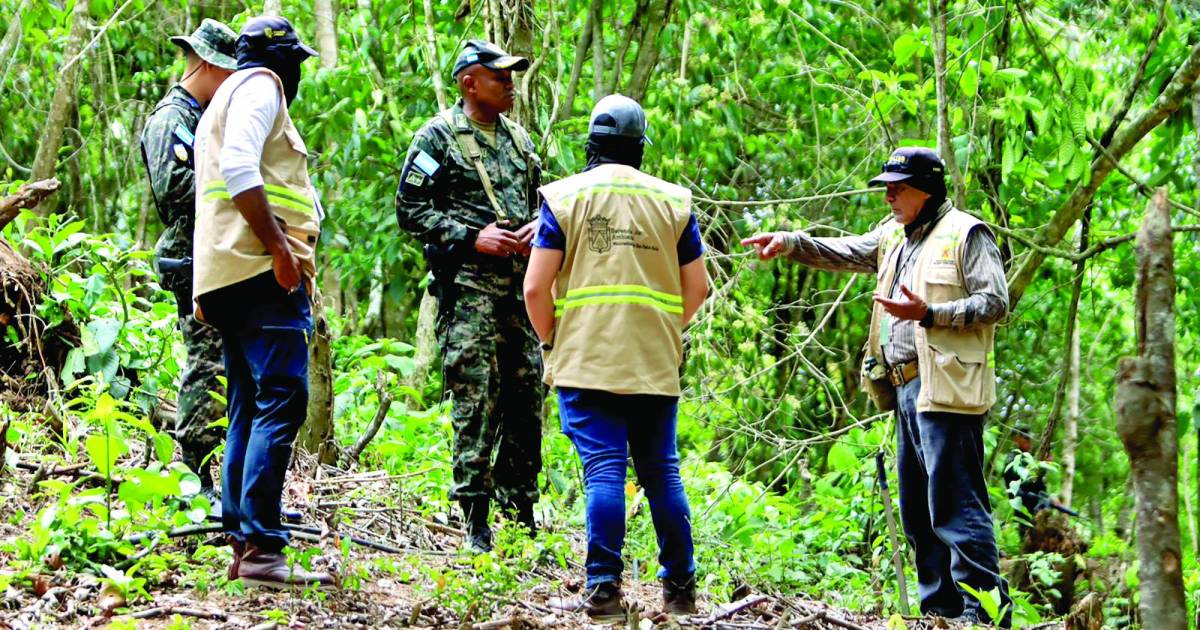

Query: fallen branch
left=0, top=179, right=60, bottom=230
left=705, top=594, right=770, bottom=624
left=130, top=606, right=227, bottom=621
left=344, top=371, right=395, bottom=464
left=125, top=522, right=410, bottom=554
left=472, top=618, right=517, bottom=630
left=693, top=187, right=881, bottom=208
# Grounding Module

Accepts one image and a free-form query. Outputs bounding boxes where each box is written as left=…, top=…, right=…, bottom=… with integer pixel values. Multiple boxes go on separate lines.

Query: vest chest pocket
left=284, top=124, right=309, bottom=157
left=923, top=266, right=963, bottom=304
left=925, top=338, right=988, bottom=409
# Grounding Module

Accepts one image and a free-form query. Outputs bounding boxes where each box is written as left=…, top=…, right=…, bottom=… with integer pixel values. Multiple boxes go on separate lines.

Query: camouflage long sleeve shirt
left=780, top=202, right=1008, bottom=366
left=395, top=101, right=541, bottom=296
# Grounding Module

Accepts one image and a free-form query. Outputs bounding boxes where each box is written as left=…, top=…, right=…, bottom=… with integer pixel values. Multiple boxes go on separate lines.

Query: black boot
left=662, top=575, right=697, bottom=614
left=501, top=498, right=537, bottom=537
left=460, top=498, right=492, bottom=552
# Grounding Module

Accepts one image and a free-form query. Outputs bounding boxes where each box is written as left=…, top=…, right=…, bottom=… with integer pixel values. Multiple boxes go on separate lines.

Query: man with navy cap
left=192, top=15, right=332, bottom=590
left=395, top=39, right=544, bottom=552
left=139, top=18, right=237, bottom=499
left=525, top=94, right=708, bottom=620
left=742, top=147, right=1011, bottom=626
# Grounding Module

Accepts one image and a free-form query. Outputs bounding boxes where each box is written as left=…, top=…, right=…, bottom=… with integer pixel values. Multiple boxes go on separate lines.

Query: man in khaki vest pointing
left=192, top=16, right=332, bottom=591
left=743, top=147, right=1011, bottom=627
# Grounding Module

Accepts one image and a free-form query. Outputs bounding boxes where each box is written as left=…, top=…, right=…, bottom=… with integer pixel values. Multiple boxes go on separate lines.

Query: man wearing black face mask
left=192, top=16, right=332, bottom=590
left=742, top=147, right=1011, bottom=627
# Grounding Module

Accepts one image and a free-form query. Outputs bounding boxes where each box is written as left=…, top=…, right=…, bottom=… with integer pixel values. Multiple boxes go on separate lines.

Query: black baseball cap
left=452, top=39, right=530, bottom=78
left=868, top=146, right=945, bottom=186
left=237, top=16, right=318, bottom=59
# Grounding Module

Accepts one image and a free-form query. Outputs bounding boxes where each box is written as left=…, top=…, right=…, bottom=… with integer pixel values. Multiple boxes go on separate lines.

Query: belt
left=887, top=360, right=919, bottom=387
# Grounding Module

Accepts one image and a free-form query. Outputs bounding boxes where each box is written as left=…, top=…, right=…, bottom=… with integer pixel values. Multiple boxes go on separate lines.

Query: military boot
left=461, top=498, right=492, bottom=553
left=662, top=575, right=698, bottom=615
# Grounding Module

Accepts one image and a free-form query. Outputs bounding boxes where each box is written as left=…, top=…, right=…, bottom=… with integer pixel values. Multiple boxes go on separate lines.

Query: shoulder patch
left=173, top=143, right=189, bottom=163
left=412, top=150, right=440, bottom=177
left=405, top=170, right=427, bottom=187
left=173, top=124, right=195, bottom=147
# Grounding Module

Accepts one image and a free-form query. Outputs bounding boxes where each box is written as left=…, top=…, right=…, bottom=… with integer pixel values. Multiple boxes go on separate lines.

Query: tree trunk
left=1061, top=299, right=1080, bottom=507
left=508, top=0, right=536, bottom=126
left=929, top=0, right=967, bottom=209
left=404, top=289, right=440, bottom=391
left=300, top=294, right=336, bottom=465
left=314, top=0, right=338, bottom=69
left=422, top=0, right=448, bottom=110
left=1115, top=188, right=1185, bottom=630
left=590, top=0, right=605, bottom=101
left=625, top=0, right=673, bottom=103
left=31, top=0, right=90, bottom=207
left=263, top=0, right=283, bottom=14
left=557, top=5, right=594, bottom=122
left=0, top=0, right=29, bottom=98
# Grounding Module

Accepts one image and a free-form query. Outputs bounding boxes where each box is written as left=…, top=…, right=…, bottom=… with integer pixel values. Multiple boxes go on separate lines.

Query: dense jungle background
left=2, top=0, right=1200, bottom=627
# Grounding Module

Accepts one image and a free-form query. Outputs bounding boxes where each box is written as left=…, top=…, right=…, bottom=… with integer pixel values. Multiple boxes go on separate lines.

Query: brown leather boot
left=227, top=537, right=245, bottom=581
left=237, top=545, right=337, bottom=591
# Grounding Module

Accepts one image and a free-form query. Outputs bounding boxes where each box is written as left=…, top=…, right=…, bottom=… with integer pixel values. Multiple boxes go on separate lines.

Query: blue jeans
left=198, top=272, right=312, bottom=552
left=896, top=377, right=1011, bottom=624
left=558, top=387, right=695, bottom=588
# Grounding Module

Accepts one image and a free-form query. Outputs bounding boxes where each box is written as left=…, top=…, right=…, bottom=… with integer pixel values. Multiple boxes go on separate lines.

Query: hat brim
left=484, top=55, right=530, bottom=72
left=296, top=41, right=320, bottom=58
left=867, top=171, right=913, bottom=186
left=170, top=35, right=238, bottom=71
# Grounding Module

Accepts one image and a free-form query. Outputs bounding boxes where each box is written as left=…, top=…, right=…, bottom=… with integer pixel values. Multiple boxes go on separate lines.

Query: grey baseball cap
left=589, top=94, right=649, bottom=143
left=170, top=18, right=238, bottom=71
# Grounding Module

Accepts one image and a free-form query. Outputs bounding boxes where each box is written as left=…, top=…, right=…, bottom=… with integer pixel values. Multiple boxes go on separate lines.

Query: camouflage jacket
left=395, top=101, right=541, bottom=296
left=139, top=85, right=203, bottom=263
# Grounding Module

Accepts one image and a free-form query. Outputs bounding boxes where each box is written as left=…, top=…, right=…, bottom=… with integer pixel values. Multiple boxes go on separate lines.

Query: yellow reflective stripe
left=554, top=295, right=684, bottom=316
left=201, top=181, right=314, bottom=214
left=558, top=182, right=686, bottom=206
left=563, top=284, right=682, bottom=305
left=204, top=190, right=232, bottom=201
left=263, top=183, right=311, bottom=206
left=267, top=194, right=313, bottom=214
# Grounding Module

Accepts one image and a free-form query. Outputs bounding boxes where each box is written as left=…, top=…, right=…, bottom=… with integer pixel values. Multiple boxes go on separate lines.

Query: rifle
left=157, top=256, right=192, bottom=275
left=1019, top=490, right=1080, bottom=518
left=423, top=242, right=463, bottom=319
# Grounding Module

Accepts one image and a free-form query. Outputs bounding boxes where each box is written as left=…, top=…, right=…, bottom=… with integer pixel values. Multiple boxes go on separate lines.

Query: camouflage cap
left=170, top=18, right=238, bottom=71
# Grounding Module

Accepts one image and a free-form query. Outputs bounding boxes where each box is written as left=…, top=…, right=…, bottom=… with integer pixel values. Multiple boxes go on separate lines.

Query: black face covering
left=585, top=135, right=645, bottom=170
left=236, top=42, right=304, bottom=105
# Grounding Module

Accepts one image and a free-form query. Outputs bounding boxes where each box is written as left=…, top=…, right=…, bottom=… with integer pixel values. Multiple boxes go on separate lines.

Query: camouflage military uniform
left=395, top=101, right=544, bottom=507
left=139, top=85, right=225, bottom=487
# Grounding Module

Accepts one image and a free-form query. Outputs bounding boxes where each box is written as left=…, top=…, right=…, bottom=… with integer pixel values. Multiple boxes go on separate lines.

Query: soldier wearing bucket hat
left=138, top=18, right=238, bottom=512
left=396, top=38, right=543, bottom=553
left=741, top=146, right=1012, bottom=626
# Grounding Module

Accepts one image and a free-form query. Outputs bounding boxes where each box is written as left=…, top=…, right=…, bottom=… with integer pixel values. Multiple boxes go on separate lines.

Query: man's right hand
left=272, top=247, right=303, bottom=292
left=741, top=232, right=791, bottom=260
left=475, top=222, right=522, bottom=257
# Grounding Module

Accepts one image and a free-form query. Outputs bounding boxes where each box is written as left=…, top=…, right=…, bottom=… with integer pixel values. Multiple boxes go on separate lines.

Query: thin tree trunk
left=625, top=0, right=672, bottom=103
left=361, top=259, right=385, bottom=335
left=590, top=0, right=605, bottom=101
left=405, top=289, right=440, bottom=391
left=509, top=0, right=536, bottom=126
left=1115, top=188, right=1185, bottom=630
left=556, top=5, right=593, bottom=122
left=301, top=294, right=336, bottom=465
left=929, top=0, right=966, bottom=209
left=1061, top=297, right=1080, bottom=507
left=31, top=0, right=90, bottom=204
left=422, top=0, right=448, bottom=110
left=314, top=0, right=338, bottom=69
left=263, top=0, right=283, bottom=14
left=0, top=0, right=29, bottom=99
left=606, top=0, right=644, bottom=95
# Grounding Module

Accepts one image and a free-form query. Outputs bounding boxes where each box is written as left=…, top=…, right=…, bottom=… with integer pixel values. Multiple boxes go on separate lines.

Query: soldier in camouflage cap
left=139, top=18, right=237, bottom=495
left=395, top=38, right=544, bottom=552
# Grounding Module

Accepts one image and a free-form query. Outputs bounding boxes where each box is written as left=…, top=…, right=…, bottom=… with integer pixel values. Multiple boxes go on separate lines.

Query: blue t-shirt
left=532, top=201, right=704, bottom=265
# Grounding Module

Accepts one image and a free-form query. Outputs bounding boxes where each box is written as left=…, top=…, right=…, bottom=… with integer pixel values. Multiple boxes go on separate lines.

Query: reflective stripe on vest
left=202, top=180, right=314, bottom=215
left=554, top=284, right=683, bottom=316
left=556, top=181, right=687, bottom=208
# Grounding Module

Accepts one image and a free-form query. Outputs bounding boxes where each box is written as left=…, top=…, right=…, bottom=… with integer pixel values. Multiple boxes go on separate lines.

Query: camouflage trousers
left=437, top=287, right=544, bottom=506
left=173, top=288, right=227, bottom=486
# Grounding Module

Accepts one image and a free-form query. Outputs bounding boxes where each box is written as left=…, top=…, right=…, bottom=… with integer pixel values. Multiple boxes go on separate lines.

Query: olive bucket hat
left=170, top=18, right=238, bottom=71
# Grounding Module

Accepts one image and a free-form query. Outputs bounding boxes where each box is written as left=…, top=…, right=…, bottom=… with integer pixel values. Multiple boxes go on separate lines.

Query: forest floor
left=0, top=452, right=993, bottom=630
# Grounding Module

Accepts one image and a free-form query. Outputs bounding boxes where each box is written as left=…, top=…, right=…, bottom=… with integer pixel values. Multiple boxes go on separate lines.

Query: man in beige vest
left=524, top=95, right=709, bottom=621
left=192, top=16, right=331, bottom=591
left=742, top=147, right=1011, bottom=627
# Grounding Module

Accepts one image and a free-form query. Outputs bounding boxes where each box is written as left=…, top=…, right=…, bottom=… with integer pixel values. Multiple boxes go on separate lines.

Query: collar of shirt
left=904, top=199, right=954, bottom=243
left=170, top=85, right=202, bottom=111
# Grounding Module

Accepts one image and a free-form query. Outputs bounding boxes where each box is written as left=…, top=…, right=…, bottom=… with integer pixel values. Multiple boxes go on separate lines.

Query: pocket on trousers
left=926, top=342, right=985, bottom=408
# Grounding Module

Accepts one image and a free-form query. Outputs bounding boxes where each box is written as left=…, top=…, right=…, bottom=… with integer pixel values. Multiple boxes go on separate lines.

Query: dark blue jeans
left=896, top=377, right=1011, bottom=624
left=558, top=387, right=695, bottom=588
left=198, top=272, right=312, bottom=552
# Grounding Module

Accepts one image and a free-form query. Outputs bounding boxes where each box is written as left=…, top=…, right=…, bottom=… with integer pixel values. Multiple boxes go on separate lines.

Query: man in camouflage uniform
left=139, top=19, right=237, bottom=494
left=395, top=39, right=544, bottom=552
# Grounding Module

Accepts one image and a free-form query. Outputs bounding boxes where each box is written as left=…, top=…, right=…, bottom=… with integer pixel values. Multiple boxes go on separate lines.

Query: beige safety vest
left=538, top=164, right=693, bottom=396
left=192, top=68, right=320, bottom=301
left=866, top=208, right=997, bottom=414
